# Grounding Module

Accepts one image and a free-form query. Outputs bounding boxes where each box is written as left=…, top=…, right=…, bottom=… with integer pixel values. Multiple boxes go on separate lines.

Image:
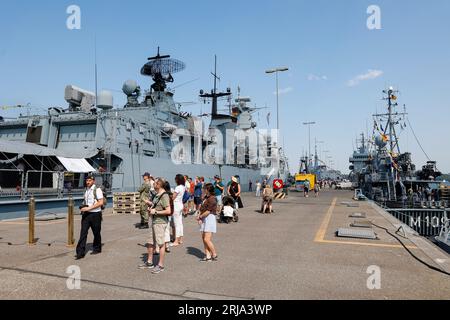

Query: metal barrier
left=386, top=208, right=449, bottom=237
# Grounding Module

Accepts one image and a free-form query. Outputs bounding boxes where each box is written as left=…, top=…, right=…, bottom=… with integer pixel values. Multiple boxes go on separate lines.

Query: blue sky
left=1, top=0, right=449, bottom=173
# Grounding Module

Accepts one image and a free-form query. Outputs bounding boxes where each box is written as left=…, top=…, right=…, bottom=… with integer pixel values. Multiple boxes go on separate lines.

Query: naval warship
left=0, top=50, right=289, bottom=219
left=349, top=87, right=449, bottom=241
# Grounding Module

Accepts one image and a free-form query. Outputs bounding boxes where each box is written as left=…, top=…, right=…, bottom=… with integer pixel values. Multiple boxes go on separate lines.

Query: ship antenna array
left=199, top=55, right=232, bottom=117
left=373, top=88, right=408, bottom=155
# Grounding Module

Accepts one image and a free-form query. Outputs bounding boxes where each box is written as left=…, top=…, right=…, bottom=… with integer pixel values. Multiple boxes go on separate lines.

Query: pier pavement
left=0, top=190, right=449, bottom=300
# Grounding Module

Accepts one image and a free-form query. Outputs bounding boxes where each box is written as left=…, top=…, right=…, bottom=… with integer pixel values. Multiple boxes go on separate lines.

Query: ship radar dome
left=122, top=80, right=138, bottom=96
left=97, top=91, right=114, bottom=110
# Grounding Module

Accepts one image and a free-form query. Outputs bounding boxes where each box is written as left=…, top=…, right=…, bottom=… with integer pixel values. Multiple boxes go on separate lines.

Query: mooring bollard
left=67, top=197, right=75, bottom=247
left=28, top=197, right=36, bottom=245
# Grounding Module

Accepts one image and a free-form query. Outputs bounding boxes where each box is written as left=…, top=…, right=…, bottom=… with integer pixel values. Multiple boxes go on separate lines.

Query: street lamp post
left=266, top=67, right=289, bottom=132
left=303, top=122, right=316, bottom=168
left=266, top=67, right=289, bottom=179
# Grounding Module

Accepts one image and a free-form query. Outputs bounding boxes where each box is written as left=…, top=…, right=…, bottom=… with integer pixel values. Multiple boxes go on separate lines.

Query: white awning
left=57, top=157, right=96, bottom=173
left=0, top=140, right=98, bottom=158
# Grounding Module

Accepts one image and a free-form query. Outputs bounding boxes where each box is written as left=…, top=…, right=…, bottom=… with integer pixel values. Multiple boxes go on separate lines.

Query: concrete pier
left=0, top=190, right=448, bottom=300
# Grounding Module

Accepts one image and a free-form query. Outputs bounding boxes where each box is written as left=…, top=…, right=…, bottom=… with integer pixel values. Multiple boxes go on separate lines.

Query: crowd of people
left=74, top=173, right=334, bottom=272
left=133, top=173, right=249, bottom=274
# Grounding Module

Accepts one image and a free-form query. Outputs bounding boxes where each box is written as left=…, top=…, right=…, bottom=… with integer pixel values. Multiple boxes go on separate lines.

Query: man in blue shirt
left=194, top=177, right=204, bottom=212
left=214, top=175, right=224, bottom=209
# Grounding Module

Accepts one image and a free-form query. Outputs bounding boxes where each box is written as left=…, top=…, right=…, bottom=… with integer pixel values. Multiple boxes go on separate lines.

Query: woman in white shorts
left=196, top=183, right=218, bottom=262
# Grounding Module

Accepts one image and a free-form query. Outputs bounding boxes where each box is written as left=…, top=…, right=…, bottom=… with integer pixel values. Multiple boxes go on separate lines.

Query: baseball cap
left=86, top=174, right=95, bottom=181
left=143, top=172, right=151, bottom=178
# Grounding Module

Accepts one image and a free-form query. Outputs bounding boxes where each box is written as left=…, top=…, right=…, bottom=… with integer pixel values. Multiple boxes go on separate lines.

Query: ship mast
left=199, top=55, right=231, bottom=119
left=374, top=87, right=407, bottom=156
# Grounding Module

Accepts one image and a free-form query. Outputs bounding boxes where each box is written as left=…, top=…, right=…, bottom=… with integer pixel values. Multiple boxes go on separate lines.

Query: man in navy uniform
left=76, top=175, right=104, bottom=260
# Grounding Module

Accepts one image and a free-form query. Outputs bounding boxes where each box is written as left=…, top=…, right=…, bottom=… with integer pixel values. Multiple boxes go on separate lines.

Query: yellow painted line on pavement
left=317, top=239, right=417, bottom=249
left=314, top=197, right=417, bottom=250
left=314, top=197, right=337, bottom=242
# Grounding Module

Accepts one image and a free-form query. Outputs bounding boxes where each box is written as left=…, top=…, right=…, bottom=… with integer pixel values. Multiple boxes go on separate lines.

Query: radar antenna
left=140, top=47, right=186, bottom=92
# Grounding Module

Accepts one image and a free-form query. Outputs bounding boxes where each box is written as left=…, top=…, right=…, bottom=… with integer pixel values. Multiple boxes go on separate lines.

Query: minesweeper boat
left=349, top=87, right=449, bottom=246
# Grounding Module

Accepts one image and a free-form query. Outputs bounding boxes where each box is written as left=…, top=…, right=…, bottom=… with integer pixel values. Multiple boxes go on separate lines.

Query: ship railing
left=385, top=208, right=449, bottom=237
left=61, top=172, right=124, bottom=199
left=1, top=170, right=124, bottom=202
left=0, top=169, right=25, bottom=200
left=25, top=170, right=65, bottom=199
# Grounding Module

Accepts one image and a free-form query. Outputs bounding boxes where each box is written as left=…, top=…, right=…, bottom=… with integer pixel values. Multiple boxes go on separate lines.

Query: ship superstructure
left=0, top=50, right=289, bottom=219
left=349, top=87, right=447, bottom=208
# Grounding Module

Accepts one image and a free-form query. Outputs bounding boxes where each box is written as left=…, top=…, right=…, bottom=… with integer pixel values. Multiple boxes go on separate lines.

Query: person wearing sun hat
left=227, top=176, right=244, bottom=210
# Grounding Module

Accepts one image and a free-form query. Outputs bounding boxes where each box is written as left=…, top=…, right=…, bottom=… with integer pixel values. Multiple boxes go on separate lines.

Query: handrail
left=1, top=170, right=123, bottom=201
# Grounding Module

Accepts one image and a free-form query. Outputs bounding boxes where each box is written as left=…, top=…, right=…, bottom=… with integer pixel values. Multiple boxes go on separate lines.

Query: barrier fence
left=386, top=208, right=449, bottom=237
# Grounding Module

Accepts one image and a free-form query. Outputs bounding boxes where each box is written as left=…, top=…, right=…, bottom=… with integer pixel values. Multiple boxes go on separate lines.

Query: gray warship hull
left=0, top=51, right=290, bottom=220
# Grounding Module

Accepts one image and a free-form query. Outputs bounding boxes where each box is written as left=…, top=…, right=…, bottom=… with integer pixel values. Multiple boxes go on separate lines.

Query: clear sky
left=1, top=0, right=449, bottom=174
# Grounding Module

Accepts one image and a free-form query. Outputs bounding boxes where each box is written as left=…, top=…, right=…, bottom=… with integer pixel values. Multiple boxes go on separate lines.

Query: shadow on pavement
left=186, top=247, right=204, bottom=259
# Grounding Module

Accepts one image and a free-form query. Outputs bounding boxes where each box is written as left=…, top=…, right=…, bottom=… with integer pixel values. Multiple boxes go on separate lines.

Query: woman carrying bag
left=227, top=176, right=244, bottom=210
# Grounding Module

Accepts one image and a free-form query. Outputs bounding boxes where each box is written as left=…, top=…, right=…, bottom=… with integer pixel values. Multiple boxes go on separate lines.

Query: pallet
left=113, top=206, right=139, bottom=211
left=114, top=200, right=139, bottom=206
left=113, top=209, right=139, bottom=215
left=114, top=192, right=139, bottom=197
left=114, top=195, right=139, bottom=201
left=113, top=192, right=140, bottom=215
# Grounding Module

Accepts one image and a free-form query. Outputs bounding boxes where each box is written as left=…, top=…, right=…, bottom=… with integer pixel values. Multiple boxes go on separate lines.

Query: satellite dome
left=122, top=80, right=138, bottom=96
left=97, top=91, right=114, bottom=110
left=375, top=135, right=387, bottom=148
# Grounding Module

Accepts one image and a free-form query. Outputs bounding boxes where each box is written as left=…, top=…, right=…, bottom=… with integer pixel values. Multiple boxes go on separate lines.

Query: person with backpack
left=76, top=175, right=105, bottom=260
left=138, top=178, right=172, bottom=274
left=171, top=174, right=186, bottom=247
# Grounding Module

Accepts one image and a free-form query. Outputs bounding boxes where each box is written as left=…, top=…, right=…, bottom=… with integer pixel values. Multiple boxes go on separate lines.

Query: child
left=221, top=196, right=237, bottom=224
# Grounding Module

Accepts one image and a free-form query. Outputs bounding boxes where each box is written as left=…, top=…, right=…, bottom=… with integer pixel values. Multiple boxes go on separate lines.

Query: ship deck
left=0, top=190, right=449, bottom=300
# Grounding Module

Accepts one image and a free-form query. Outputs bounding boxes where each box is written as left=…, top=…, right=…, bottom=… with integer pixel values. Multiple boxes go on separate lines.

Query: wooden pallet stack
left=113, top=192, right=140, bottom=215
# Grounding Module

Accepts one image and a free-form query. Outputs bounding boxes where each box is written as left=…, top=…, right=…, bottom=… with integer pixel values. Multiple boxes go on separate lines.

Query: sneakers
left=201, top=256, right=218, bottom=262
left=200, top=257, right=212, bottom=262
left=138, top=262, right=155, bottom=269
left=151, top=265, right=165, bottom=274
